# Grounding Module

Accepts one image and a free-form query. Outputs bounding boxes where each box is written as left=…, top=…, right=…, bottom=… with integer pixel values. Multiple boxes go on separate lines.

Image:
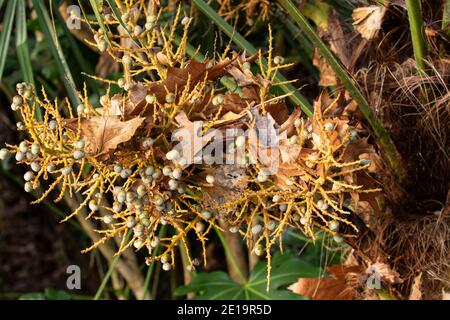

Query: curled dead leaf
left=289, top=264, right=362, bottom=300
left=352, top=6, right=387, bottom=40
left=66, top=116, right=144, bottom=156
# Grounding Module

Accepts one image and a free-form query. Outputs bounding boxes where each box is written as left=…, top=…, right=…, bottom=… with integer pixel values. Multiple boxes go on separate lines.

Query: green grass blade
left=192, top=0, right=313, bottom=116
left=444, top=0, right=450, bottom=36
left=53, top=2, right=99, bottom=93
left=278, top=0, right=406, bottom=181
left=0, top=0, right=17, bottom=80
left=16, top=0, right=34, bottom=85
left=88, top=0, right=111, bottom=45
left=105, top=0, right=140, bottom=47
left=93, top=230, right=132, bottom=300
left=16, top=0, right=43, bottom=121
left=406, top=0, right=428, bottom=72
left=32, top=0, right=81, bottom=106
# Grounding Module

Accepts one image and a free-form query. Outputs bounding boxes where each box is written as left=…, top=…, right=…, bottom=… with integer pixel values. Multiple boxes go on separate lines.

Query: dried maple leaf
left=66, top=116, right=144, bottom=156
left=289, top=264, right=362, bottom=300
left=352, top=6, right=387, bottom=40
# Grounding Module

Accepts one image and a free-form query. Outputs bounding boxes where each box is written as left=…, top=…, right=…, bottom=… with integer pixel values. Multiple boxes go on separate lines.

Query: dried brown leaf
left=352, top=6, right=387, bottom=40
left=289, top=264, right=362, bottom=300
left=66, top=116, right=144, bottom=155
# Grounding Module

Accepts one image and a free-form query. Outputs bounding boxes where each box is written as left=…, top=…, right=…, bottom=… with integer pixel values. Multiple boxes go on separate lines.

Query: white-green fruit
left=122, top=54, right=132, bottom=66
left=160, top=254, right=169, bottom=264
left=168, top=179, right=178, bottom=190
left=162, top=166, right=172, bottom=176
left=88, top=200, right=99, bottom=212
left=329, top=220, right=340, bottom=231
left=117, top=191, right=126, bottom=203
left=145, top=165, right=154, bottom=176
left=165, top=92, right=176, bottom=103
left=145, top=95, right=156, bottom=104
left=251, top=224, right=262, bottom=235
left=48, top=120, right=57, bottom=131
left=201, top=210, right=212, bottom=220
left=317, top=199, right=329, bottom=211
left=181, top=16, right=190, bottom=25
left=206, top=175, right=215, bottom=184
left=114, top=164, right=122, bottom=173
left=154, top=195, right=164, bottom=206
left=137, top=185, right=147, bottom=197
left=74, top=140, right=85, bottom=150
left=31, top=162, right=41, bottom=173
left=162, top=262, right=171, bottom=271
left=212, top=95, right=224, bottom=106
left=324, top=122, right=334, bottom=131
left=73, top=150, right=85, bottom=160
left=133, top=239, right=143, bottom=249
left=254, top=245, right=264, bottom=256
left=274, top=55, right=284, bottom=65
left=235, top=135, right=246, bottom=148
left=103, top=214, right=113, bottom=224
left=333, top=234, right=344, bottom=243
left=126, top=192, right=135, bottom=203
left=19, top=141, right=29, bottom=153
left=146, top=15, right=156, bottom=23
left=0, top=148, right=8, bottom=160
left=62, top=166, right=73, bottom=176
left=31, top=143, right=40, bottom=155
left=46, top=163, right=56, bottom=173
left=126, top=217, right=136, bottom=228
left=16, top=122, right=25, bottom=130
left=24, top=182, right=33, bottom=193
left=77, top=104, right=85, bottom=115
left=150, top=237, right=160, bottom=248
left=24, top=171, right=35, bottom=182
left=195, top=221, right=205, bottom=233
left=267, top=220, right=277, bottom=231
left=166, top=149, right=180, bottom=161
left=15, top=151, right=25, bottom=161
left=256, top=171, right=268, bottom=183
left=112, top=202, right=123, bottom=212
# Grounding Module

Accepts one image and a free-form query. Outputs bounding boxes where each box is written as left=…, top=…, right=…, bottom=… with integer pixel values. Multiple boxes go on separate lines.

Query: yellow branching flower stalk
left=1, top=3, right=382, bottom=287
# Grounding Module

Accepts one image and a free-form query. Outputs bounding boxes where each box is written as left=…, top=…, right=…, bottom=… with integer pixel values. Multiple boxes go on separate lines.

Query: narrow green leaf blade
left=16, top=0, right=42, bottom=121
left=0, top=0, right=17, bottom=80
left=32, top=0, right=81, bottom=106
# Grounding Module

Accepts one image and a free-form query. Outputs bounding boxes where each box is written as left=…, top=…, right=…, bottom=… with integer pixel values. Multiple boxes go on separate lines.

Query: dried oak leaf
left=66, top=116, right=144, bottom=156
left=289, top=264, right=362, bottom=300
left=352, top=6, right=387, bottom=40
